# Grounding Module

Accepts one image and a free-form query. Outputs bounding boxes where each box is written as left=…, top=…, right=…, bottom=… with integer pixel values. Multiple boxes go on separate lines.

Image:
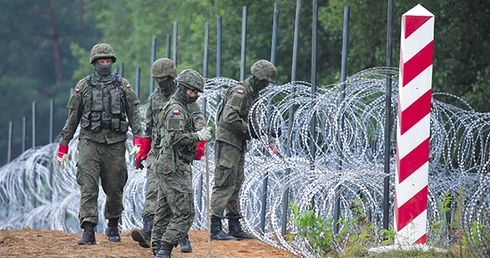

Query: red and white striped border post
left=394, top=4, right=434, bottom=246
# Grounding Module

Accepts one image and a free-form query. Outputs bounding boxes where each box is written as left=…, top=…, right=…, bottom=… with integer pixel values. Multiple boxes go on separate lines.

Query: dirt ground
left=0, top=227, right=296, bottom=258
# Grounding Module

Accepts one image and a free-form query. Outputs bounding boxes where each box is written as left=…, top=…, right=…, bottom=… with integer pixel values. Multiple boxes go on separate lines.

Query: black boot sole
left=107, top=236, right=121, bottom=242
left=180, top=246, right=193, bottom=253
left=77, top=239, right=96, bottom=245
left=230, top=233, right=254, bottom=240
left=233, top=236, right=254, bottom=241
left=131, top=229, right=150, bottom=248
left=210, top=235, right=236, bottom=241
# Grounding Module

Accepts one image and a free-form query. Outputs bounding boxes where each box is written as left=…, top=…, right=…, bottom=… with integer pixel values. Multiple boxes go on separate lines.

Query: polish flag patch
left=126, top=84, right=131, bottom=89
left=173, top=110, right=180, bottom=115
left=237, top=89, right=244, bottom=94
left=75, top=88, right=80, bottom=93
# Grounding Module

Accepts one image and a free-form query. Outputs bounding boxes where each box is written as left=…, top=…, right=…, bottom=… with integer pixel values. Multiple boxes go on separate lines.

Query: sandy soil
left=0, top=227, right=296, bottom=258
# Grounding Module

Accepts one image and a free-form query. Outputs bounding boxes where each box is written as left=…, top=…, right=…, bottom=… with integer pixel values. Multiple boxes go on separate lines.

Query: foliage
left=323, top=0, right=490, bottom=112
left=290, top=200, right=386, bottom=257
left=290, top=195, right=478, bottom=257
left=1, top=0, right=489, bottom=165
left=0, top=0, right=100, bottom=161
left=291, top=202, right=336, bottom=256
left=430, top=191, right=453, bottom=234
left=73, top=0, right=366, bottom=97
left=463, top=67, right=490, bottom=112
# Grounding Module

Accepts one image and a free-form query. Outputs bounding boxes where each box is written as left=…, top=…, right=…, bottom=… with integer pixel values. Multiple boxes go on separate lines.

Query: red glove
left=57, top=144, right=68, bottom=168
left=194, top=140, right=206, bottom=160
left=133, top=137, right=151, bottom=169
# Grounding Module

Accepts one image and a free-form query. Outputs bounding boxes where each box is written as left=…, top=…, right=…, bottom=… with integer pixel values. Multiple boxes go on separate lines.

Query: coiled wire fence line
left=1, top=67, right=490, bottom=257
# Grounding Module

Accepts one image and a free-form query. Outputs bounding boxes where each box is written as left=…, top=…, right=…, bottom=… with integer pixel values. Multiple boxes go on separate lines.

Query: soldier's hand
left=194, top=140, right=206, bottom=160
left=133, top=137, right=152, bottom=169
left=196, top=126, right=213, bottom=142
left=130, top=146, right=139, bottom=155
left=57, top=144, right=69, bottom=169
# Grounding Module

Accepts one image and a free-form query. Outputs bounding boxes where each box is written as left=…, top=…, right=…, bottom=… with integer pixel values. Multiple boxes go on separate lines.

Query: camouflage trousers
left=151, top=153, right=195, bottom=253
left=210, top=141, right=245, bottom=219
left=76, top=138, right=128, bottom=227
left=142, top=149, right=159, bottom=218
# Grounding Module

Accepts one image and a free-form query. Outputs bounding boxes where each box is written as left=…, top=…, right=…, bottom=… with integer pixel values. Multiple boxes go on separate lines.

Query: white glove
left=196, top=126, right=213, bottom=141
left=57, top=144, right=69, bottom=169
left=130, top=146, right=140, bottom=155
left=57, top=155, right=69, bottom=169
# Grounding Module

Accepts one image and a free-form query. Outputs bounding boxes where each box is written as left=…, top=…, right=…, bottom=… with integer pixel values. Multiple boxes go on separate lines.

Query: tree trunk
left=49, top=0, right=63, bottom=83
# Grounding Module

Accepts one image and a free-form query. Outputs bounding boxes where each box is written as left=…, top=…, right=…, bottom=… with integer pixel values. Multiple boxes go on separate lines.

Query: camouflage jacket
left=59, top=73, right=143, bottom=145
left=144, top=81, right=176, bottom=149
left=145, top=82, right=206, bottom=152
left=215, top=80, right=258, bottom=151
left=158, top=90, right=202, bottom=169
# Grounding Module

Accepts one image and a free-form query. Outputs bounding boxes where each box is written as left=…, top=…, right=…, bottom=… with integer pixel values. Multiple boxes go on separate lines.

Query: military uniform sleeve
left=59, top=79, right=84, bottom=146
left=144, top=95, right=153, bottom=137
left=122, top=78, right=143, bottom=137
left=163, top=105, right=199, bottom=147
left=188, top=102, right=207, bottom=131
left=220, top=86, right=249, bottom=134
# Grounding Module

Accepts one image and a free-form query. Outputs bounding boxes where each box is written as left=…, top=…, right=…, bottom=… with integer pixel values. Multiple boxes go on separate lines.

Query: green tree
left=2, top=0, right=489, bottom=165
left=0, top=0, right=101, bottom=164
left=323, top=0, right=490, bottom=111
left=80, top=0, right=339, bottom=98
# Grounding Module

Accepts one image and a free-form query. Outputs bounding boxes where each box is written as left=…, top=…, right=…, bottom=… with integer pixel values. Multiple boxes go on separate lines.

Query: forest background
left=1, top=0, right=489, bottom=166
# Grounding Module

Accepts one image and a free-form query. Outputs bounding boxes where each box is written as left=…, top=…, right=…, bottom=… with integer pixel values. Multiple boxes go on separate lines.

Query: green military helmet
left=151, top=58, right=177, bottom=78
left=176, top=69, right=204, bottom=92
left=89, top=43, right=117, bottom=64
left=251, top=59, right=277, bottom=83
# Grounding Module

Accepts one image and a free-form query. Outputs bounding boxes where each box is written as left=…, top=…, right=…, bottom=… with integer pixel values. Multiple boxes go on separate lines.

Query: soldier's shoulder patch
left=126, top=84, right=131, bottom=89
left=172, top=109, right=180, bottom=115
left=236, top=89, right=244, bottom=94
left=74, top=88, right=80, bottom=93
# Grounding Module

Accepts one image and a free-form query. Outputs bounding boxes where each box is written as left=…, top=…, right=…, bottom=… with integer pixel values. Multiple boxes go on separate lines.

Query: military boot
left=106, top=218, right=121, bottom=242
left=154, top=242, right=173, bottom=258
left=228, top=218, right=253, bottom=239
left=179, top=234, right=192, bottom=253
left=132, top=216, right=153, bottom=248
left=77, top=222, right=96, bottom=245
left=210, top=217, right=235, bottom=241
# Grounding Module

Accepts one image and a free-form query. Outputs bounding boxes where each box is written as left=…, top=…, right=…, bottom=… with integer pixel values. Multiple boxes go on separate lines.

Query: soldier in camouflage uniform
left=210, top=60, right=277, bottom=240
left=152, top=69, right=213, bottom=258
left=131, top=58, right=203, bottom=253
left=57, top=43, right=147, bottom=245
